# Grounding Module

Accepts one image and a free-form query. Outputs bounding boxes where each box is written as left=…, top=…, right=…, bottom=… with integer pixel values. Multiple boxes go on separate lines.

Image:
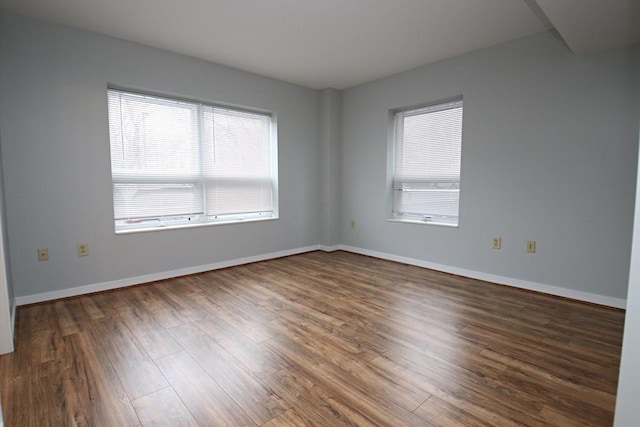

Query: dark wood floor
left=0, top=251, right=625, bottom=426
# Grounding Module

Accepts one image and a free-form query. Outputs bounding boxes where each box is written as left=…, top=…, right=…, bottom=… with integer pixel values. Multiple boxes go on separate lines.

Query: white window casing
left=107, top=88, right=278, bottom=233
left=392, top=98, right=463, bottom=226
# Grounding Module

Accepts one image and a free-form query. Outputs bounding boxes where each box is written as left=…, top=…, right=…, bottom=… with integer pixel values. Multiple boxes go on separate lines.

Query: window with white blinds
left=107, top=88, right=277, bottom=232
left=392, top=99, right=463, bottom=226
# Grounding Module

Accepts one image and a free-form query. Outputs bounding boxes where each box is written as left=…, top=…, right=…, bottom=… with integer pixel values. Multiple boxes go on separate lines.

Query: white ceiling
left=0, top=0, right=638, bottom=90
left=536, top=0, right=640, bottom=55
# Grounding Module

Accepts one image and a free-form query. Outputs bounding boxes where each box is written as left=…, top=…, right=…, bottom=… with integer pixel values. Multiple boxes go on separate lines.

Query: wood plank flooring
left=0, top=251, right=625, bottom=426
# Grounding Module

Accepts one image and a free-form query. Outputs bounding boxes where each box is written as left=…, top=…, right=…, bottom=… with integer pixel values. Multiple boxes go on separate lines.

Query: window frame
left=388, top=97, right=463, bottom=228
left=107, top=87, right=279, bottom=234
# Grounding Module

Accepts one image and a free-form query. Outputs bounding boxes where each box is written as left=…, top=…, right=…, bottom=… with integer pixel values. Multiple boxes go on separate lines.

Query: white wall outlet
left=37, top=248, right=49, bottom=262
left=527, top=240, right=536, bottom=253
left=77, top=243, right=89, bottom=257
left=492, top=237, right=501, bottom=249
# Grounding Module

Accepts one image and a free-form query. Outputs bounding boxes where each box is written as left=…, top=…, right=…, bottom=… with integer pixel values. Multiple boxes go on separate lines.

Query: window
left=391, top=98, right=463, bottom=226
left=107, top=88, right=277, bottom=233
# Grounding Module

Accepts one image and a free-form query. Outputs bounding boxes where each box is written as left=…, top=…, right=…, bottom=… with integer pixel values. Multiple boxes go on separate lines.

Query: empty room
left=1, top=0, right=639, bottom=426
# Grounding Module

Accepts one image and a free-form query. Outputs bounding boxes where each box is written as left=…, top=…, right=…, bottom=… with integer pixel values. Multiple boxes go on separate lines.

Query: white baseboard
left=318, top=244, right=341, bottom=252
left=15, top=244, right=626, bottom=309
left=336, top=245, right=626, bottom=309
left=15, top=245, right=322, bottom=306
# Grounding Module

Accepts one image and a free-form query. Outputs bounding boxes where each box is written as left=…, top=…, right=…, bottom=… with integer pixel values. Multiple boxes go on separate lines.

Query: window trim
left=107, top=86, right=279, bottom=234
left=388, top=96, right=463, bottom=228
left=113, top=216, right=279, bottom=235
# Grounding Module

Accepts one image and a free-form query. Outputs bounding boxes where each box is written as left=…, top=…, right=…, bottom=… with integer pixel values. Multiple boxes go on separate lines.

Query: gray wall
left=1, top=13, right=639, bottom=305
left=319, top=89, right=343, bottom=247
left=0, top=13, right=320, bottom=298
left=341, top=32, right=640, bottom=300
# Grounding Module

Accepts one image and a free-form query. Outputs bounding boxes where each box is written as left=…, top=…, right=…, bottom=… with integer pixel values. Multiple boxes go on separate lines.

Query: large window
left=107, top=88, right=277, bottom=233
left=391, top=98, right=463, bottom=226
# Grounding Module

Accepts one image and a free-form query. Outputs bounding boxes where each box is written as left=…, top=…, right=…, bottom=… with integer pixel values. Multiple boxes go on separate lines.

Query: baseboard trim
left=335, top=245, right=626, bottom=309
left=318, top=244, right=341, bottom=252
left=15, top=244, right=626, bottom=309
left=15, top=245, right=322, bottom=306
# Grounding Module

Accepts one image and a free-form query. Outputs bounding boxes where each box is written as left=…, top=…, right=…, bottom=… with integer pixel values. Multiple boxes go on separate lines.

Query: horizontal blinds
left=202, top=107, right=272, bottom=216
left=394, top=100, right=462, bottom=222
left=107, top=89, right=275, bottom=229
left=108, top=90, right=202, bottom=221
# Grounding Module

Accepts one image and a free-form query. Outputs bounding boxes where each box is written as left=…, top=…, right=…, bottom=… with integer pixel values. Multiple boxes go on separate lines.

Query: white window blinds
left=107, top=89, right=277, bottom=232
left=393, top=99, right=463, bottom=226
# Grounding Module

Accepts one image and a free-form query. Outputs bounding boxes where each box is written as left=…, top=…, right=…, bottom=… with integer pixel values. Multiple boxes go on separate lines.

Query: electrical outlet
left=77, top=243, right=89, bottom=257
left=350, top=220, right=356, bottom=230
left=526, top=240, right=536, bottom=253
left=492, top=237, right=501, bottom=249
left=37, top=248, right=49, bottom=262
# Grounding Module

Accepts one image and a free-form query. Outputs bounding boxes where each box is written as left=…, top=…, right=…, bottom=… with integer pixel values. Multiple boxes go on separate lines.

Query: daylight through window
left=107, top=89, right=277, bottom=232
left=392, top=99, right=463, bottom=226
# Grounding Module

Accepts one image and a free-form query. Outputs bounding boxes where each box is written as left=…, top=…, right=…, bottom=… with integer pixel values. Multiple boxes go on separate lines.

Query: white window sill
left=115, top=216, right=279, bottom=235
left=386, top=218, right=458, bottom=228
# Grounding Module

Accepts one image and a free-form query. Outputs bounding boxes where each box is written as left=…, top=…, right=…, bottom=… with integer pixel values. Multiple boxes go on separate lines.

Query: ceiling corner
left=535, top=0, right=640, bottom=55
